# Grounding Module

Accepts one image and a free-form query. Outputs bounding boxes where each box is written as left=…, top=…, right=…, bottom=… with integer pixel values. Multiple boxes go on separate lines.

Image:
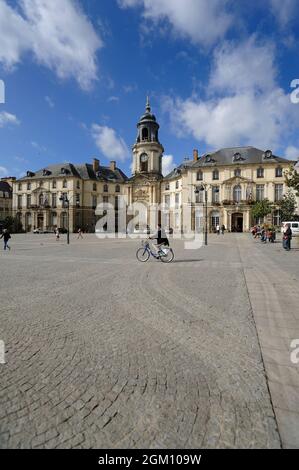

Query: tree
left=251, top=199, right=273, bottom=220
left=2, top=216, right=23, bottom=233
left=285, top=165, right=299, bottom=196
left=279, top=190, right=297, bottom=222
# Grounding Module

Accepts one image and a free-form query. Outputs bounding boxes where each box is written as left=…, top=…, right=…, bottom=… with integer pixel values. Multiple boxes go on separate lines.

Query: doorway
left=232, top=213, right=243, bottom=232
left=37, top=214, right=44, bottom=230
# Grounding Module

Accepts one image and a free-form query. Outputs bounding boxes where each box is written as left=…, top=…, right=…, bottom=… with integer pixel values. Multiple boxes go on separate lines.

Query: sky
left=0, top=0, right=299, bottom=179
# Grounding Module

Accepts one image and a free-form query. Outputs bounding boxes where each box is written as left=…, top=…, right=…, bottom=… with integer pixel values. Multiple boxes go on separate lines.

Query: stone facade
left=0, top=178, right=14, bottom=222
left=12, top=160, right=127, bottom=233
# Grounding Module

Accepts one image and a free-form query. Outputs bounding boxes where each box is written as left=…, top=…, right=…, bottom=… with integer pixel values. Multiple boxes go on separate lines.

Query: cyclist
left=149, top=224, right=169, bottom=256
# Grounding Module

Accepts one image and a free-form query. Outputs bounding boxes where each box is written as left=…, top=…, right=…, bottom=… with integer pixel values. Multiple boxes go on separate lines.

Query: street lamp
left=59, top=194, right=70, bottom=244
left=194, top=184, right=219, bottom=246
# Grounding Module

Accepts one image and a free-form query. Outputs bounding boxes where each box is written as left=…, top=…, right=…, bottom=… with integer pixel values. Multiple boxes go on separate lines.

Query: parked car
left=281, top=221, right=299, bottom=237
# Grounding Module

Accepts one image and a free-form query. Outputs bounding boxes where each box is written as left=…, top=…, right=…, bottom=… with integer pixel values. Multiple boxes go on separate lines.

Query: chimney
left=193, top=149, right=199, bottom=161
left=110, top=161, right=116, bottom=171
left=92, top=158, right=99, bottom=172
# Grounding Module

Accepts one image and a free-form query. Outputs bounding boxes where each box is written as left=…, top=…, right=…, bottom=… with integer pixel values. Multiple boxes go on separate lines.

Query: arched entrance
left=232, top=213, right=243, bottom=232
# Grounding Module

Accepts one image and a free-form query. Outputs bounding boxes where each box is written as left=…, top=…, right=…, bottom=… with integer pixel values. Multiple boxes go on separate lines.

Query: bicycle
left=136, top=239, right=174, bottom=263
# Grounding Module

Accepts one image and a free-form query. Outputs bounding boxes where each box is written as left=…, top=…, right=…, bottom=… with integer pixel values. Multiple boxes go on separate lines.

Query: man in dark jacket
left=149, top=224, right=169, bottom=255
left=283, top=223, right=292, bottom=251
left=0, top=229, right=11, bottom=251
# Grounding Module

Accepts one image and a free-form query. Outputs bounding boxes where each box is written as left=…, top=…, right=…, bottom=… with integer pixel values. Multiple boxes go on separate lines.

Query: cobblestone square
left=0, top=233, right=299, bottom=448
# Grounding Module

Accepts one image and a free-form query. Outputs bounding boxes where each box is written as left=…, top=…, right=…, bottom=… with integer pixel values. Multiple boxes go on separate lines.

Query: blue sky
left=0, top=0, right=299, bottom=179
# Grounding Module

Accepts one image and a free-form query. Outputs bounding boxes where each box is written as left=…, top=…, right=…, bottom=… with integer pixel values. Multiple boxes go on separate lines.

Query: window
left=257, top=167, right=264, bottom=178
left=233, top=185, right=242, bottom=203
left=63, top=179, right=67, bottom=188
left=175, top=193, right=180, bottom=208
left=18, top=183, right=22, bottom=191
left=92, top=195, right=97, bottom=209
left=165, top=183, right=170, bottom=191
left=103, top=196, right=109, bottom=203
left=27, top=182, right=31, bottom=191
left=39, top=180, right=43, bottom=187
left=61, top=193, right=68, bottom=208
left=175, top=212, right=180, bottom=228
left=196, top=170, right=203, bottom=181
left=26, top=194, right=31, bottom=209
left=61, top=212, right=67, bottom=229
left=76, top=193, right=80, bottom=206
left=275, top=184, right=283, bottom=202
left=52, top=193, right=57, bottom=208
left=195, top=187, right=204, bottom=203
left=39, top=193, right=44, bottom=206
left=115, top=196, right=119, bottom=210
left=275, top=167, right=283, bottom=178
left=104, top=184, right=108, bottom=193
left=211, top=212, right=220, bottom=228
left=212, top=169, right=219, bottom=180
left=93, top=183, right=97, bottom=192
left=273, top=210, right=281, bottom=226
left=76, top=180, right=80, bottom=189
left=234, top=168, right=241, bottom=177
left=256, top=184, right=264, bottom=201
left=175, top=180, right=179, bottom=189
left=212, top=186, right=220, bottom=203
left=164, top=195, right=170, bottom=206
left=115, top=184, right=120, bottom=193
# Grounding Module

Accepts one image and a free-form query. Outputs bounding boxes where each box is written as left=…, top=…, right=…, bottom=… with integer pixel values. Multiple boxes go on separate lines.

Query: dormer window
left=42, top=169, right=51, bottom=176
left=205, top=154, right=212, bottom=163
left=61, top=167, right=70, bottom=175
left=233, top=152, right=243, bottom=162
left=27, top=171, right=35, bottom=177
left=264, top=150, right=273, bottom=159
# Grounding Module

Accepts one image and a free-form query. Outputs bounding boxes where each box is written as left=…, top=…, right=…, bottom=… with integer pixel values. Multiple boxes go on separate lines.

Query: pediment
left=223, top=175, right=252, bottom=185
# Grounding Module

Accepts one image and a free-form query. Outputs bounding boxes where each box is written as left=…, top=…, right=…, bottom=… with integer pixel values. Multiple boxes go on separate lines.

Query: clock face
left=140, top=153, right=148, bottom=163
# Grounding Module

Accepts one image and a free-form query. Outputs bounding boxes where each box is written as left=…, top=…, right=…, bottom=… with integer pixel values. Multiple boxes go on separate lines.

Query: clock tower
left=126, top=98, right=164, bottom=214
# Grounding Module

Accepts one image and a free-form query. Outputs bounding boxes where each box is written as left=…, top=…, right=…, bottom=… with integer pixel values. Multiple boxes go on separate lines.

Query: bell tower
left=132, top=97, right=164, bottom=176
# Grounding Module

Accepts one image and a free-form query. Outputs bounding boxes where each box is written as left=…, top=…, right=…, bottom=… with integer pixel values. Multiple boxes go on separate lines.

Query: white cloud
left=118, top=0, right=233, bottom=46
left=0, top=166, right=9, bottom=177
left=269, top=0, right=297, bottom=27
left=163, top=37, right=299, bottom=150
left=0, top=0, right=103, bottom=90
left=45, top=96, right=54, bottom=108
left=0, top=111, right=20, bottom=127
left=162, top=154, right=176, bottom=176
left=107, top=96, right=119, bottom=103
left=31, top=141, right=47, bottom=152
left=285, top=146, right=299, bottom=160
left=91, top=125, right=129, bottom=161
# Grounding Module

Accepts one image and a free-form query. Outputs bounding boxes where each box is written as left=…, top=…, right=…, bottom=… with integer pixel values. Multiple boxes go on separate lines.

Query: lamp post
left=59, top=194, right=70, bottom=245
left=194, top=184, right=219, bottom=246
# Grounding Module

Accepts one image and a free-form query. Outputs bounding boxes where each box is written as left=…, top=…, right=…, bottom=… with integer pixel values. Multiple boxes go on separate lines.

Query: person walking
left=55, top=228, right=60, bottom=241
left=0, top=229, right=11, bottom=251
left=283, top=223, right=292, bottom=251
left=77, top=228, right=83, bottom=239
left=216, top=224, right=220, bottom=235
left=221, top=224, right=225, bottom=235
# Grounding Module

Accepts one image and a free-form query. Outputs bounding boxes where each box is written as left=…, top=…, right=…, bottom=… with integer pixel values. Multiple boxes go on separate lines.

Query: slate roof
left=0, top=181, right=12, bottom=197
left=164, top=146, right=295, bottom=180
left=18, top=163, right=128, bottom=183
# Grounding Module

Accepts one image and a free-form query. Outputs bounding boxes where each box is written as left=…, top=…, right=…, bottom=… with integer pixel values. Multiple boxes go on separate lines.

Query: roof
left=0, top=181, right=12, bottom=197
left=18, top=162, right=128, bottom=183
left=164, top=146, right=296, bottom=180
